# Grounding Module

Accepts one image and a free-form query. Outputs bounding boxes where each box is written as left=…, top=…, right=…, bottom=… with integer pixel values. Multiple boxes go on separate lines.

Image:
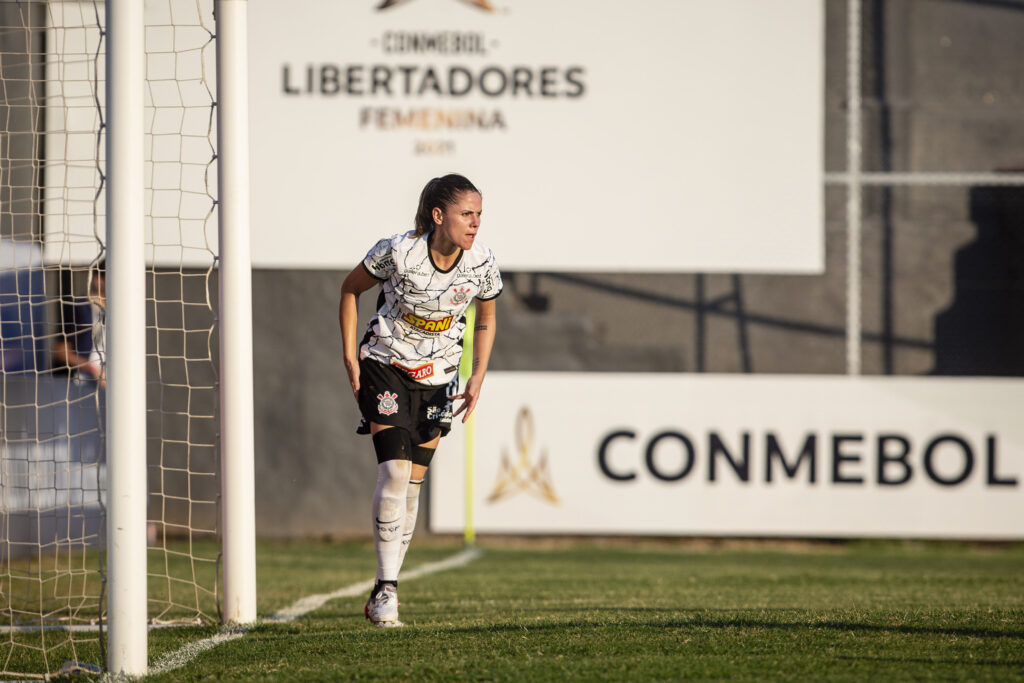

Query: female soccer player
left=339, top=173, right=502, bottom=627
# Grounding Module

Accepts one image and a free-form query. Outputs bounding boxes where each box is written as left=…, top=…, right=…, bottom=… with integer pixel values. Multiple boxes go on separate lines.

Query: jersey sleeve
left=476, top=252, right=503, bottom=301
left=362, top=237, right=396, bottom=281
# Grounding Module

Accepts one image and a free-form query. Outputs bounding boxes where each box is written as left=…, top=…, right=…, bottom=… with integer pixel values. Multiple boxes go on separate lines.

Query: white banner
left=248, top=0, right=824, bottom=272
left=431, top=374, right=1024, bottom=539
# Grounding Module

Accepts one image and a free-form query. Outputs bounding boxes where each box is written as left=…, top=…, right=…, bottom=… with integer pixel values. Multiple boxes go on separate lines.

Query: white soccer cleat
left=364, top=584, right=403, bottom=627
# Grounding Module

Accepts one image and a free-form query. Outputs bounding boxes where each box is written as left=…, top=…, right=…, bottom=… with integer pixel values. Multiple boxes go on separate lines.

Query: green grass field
left=167, top=538, right=1022, bottom=681
left=5, top=538, right=1024, bottom=680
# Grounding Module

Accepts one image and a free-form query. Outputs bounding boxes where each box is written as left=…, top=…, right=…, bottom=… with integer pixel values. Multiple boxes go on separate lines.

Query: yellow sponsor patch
left=401, top=312, right=454, bottom=334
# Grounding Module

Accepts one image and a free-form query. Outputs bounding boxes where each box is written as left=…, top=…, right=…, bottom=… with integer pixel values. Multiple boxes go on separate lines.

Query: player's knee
left=377, top=458, right=412, bottom=496
left=411, top=445, right=435, bottom=468
left=373, top=427, right=412, bottom=464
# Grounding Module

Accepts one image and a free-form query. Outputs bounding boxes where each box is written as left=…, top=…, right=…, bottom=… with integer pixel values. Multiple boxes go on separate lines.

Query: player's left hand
left=452, top=376, right=483, bottom=423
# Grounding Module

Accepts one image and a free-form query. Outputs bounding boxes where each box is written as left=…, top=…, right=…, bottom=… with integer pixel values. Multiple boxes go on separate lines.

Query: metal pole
left=105, top=0, right=148, bottom=674
left=845, top=0, right=863, bottom=376
left=461, top=304, right=477, bottom=547
left=216, top=0, right=258, bottom=624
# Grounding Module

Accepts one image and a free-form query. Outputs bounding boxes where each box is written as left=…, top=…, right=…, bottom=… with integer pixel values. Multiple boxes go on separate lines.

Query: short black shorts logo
left=377, top=390, right=399, bottom=416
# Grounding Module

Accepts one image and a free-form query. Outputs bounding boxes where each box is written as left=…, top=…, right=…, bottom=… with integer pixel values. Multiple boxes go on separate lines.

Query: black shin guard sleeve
left=411, top=445, right=436, bottom=468
left=372, top=428, right=412, bottom=463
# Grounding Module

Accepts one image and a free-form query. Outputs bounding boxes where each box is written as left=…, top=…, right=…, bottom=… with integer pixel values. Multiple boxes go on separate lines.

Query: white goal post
left=215, top=0, right=257, bottom=630
left=106, top=0, right=257, bottom=674
left=104, top=0, right=148, bottom=673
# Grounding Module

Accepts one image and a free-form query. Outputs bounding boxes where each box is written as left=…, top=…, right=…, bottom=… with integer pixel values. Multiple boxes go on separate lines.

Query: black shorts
left=356, top=357, right=457, bottom=444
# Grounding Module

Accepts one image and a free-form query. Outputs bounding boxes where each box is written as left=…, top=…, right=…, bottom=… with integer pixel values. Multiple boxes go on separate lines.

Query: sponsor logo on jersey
left=391, top=360, right=434, bottom=381
left=427, top=401, right=454, bottom=422
left=401, top=312, right=454, bottom=334
left=368, top=253, right=394, bottom=274
left=377, top=391, right=399, bottom=415
left=450, top=286, right=471, bottom=305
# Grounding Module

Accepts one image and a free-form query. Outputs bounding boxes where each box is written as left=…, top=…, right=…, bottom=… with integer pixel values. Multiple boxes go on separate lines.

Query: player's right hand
left=344, top=358, right=360, bottom=398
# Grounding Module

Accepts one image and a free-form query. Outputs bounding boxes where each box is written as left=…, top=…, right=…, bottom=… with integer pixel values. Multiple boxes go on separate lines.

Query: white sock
left=372, top=460, right=412, bottom=582
left=396, top=478, right=423, bottom=575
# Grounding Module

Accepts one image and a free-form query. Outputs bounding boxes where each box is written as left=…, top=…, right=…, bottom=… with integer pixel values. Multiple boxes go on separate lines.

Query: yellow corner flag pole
left=458, top=303, right=476, bottom=547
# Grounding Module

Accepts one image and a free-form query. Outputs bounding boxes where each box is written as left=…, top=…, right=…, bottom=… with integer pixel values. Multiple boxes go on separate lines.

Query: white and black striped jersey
left=359, top=229, right=502, bottom=386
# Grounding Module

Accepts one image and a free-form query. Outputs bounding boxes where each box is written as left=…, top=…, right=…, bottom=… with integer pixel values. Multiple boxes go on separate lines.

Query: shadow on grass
left=834, top=655, right=1021, bottom=668
left=421, top=610, right=1024, bottom=642
left=284, top=602, right=1024, bottom=644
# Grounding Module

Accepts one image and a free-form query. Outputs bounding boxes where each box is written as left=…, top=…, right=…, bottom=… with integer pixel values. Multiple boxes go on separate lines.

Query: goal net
left=1, top=1, right=221, bottom=677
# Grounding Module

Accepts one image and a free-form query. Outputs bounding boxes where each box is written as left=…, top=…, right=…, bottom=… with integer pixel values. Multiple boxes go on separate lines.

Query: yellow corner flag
left=458, top=303, right=476, bottom=546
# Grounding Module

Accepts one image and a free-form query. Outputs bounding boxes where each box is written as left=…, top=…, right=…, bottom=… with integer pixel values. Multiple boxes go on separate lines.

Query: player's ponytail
left=413, top=174, right=481, bottom=237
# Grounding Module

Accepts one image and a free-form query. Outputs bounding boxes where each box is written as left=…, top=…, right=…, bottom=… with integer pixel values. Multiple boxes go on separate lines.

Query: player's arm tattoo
left=474, top=323, right=488, bottom=331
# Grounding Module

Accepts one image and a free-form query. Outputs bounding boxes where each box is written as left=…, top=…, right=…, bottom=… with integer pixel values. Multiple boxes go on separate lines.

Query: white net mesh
left=0, top=1, right=220, bottom=676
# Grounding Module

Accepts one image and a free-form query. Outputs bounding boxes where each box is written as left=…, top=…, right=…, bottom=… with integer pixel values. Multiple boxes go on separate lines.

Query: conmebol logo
left=377, top=0, right=495, bottom=12
left=488, top=407, right=560, bottom=505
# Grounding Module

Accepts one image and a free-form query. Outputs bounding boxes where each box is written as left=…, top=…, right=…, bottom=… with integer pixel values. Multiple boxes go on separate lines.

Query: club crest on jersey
left=401, top=312, right=453, bottom=335
left=450, top=286, right=471, bottom=305
left=377, top=391, right=399, bottom=416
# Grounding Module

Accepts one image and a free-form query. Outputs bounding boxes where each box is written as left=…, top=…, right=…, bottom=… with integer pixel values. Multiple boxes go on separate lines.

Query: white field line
left=267, top=545, right=483, bottom=623
left=144, top=629, right=248, bottom=678
left=145, top=547, right=482, bottom=678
